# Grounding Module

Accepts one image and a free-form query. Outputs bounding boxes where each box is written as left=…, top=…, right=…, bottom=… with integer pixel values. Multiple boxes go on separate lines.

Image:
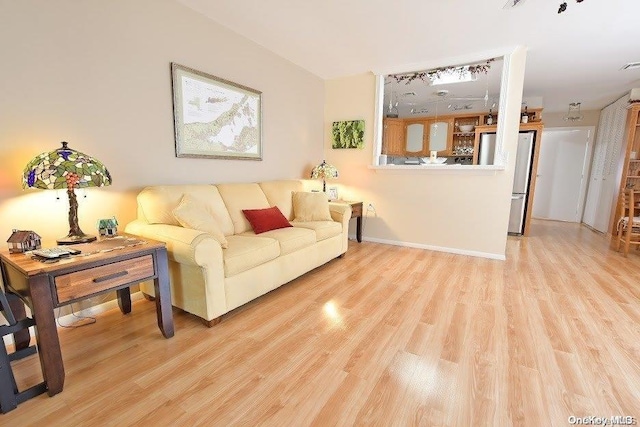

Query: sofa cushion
left=292, top=221, right=342, bottom=242
left=223, top=235, right=280, bottom=277
left=217, top=183, right=270, bottom=234
left=137, top=185, right=234, bottom=235
left=173, top=195, right=229, bottom=248
left=259, top=180, right=304, bottom=220
left=241, top=227, right=315, bottom=255
left=242, top=206, right=292, bottom=234
left=292, top=192, right=332, bottom=222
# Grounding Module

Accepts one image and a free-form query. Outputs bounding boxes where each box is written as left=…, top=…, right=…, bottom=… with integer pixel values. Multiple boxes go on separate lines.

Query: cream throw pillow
left=173, top=195, right=229, bottom=248
left=292, top=191, right=332, bottom=222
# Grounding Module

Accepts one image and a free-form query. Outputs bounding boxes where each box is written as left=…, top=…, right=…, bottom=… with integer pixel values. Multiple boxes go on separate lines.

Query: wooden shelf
left=616, top=104, right=640, bottom=234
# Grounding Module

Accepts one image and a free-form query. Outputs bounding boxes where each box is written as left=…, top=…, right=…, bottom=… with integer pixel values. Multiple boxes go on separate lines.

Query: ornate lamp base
left=56, top=187, right=97, bottom=245
left=57, top=234, right=97, bottom=245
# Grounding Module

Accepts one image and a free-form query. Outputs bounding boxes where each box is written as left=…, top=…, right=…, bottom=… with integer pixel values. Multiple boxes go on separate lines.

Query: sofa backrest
left=259, top=180, right=304, bottom=221
left=216, top=183, right=270, bottom=234
left=137, top=180, right=307, bottom=236
left=137, top=185, right=235, bottom=236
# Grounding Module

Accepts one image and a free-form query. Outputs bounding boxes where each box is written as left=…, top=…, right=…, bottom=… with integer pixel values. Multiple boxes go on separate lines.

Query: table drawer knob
left=92, top=271, right=129, bottom=283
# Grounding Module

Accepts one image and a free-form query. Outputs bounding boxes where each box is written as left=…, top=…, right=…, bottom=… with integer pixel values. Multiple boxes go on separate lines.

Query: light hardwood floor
left=4, top=220, right=640, bottom=426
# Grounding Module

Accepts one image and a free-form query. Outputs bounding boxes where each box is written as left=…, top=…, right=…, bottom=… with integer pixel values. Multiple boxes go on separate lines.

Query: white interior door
left=532, top=127, right=594, bottom=222
left=583, top=95, right=629, bottom=232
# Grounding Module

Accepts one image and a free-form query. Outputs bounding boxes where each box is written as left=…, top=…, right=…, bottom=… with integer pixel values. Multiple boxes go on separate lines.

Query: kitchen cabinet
left=452, top=114, right=482, bottom=159
left=427, top=119, right=453, bottom=155
left=381, top=110, right=543, bottom=158
left=403, top=118, right=428, bottom=156
left=405, top=122, right=425, bottom=154
left=404, top=118, right=453, bottom=156
left=479, top=108, right=543, bottom=126
left=382, top=118, right=405, bottom=156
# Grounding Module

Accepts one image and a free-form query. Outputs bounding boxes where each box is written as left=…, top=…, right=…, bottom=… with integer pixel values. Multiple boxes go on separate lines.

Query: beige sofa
left=125, top=180, right=351, bottom=325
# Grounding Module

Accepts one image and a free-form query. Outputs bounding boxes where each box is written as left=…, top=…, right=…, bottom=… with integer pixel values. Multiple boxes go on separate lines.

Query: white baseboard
left=3, top=291, right=145, bottom=347
left=349, top=234, right=506, bottom=260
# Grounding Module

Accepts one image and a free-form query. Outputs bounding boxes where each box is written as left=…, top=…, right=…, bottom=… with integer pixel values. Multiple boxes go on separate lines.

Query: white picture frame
left=327, top=187, right=339, bottom=201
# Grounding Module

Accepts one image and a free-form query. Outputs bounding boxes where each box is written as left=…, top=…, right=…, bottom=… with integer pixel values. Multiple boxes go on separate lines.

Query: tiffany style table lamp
left=310, top=160, right=338, bottom=192
left=22, top=141, right=112, bottom=244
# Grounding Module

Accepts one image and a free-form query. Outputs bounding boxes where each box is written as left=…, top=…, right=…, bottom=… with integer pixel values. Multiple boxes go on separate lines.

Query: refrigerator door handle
left=511, top=194, right=526, bottom=200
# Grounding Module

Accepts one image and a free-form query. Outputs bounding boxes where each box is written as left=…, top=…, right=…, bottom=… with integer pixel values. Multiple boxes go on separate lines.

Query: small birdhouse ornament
left=7, top=229, right=42, bottom=253
left=97, top=217, right=119, bottom=237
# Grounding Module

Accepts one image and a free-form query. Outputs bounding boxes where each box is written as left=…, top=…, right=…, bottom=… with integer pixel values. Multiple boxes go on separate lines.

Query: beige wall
left=0, top=0, right=323, bottom=246
left=324, top=48, right=528, bottom=259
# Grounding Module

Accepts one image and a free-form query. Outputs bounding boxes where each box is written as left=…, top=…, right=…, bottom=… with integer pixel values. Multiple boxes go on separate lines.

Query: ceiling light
left=430, top=66, right=477, bottom=86
left=558, top=0, right=584, bottom=14
left=621, top=62, right=640, bottom=71
left=503, top=0, right=527, bottom=8
left=563, top=102, right=584, bottom=121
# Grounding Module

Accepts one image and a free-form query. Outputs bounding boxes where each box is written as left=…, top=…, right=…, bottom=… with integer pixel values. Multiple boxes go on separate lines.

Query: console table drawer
left=55, top=255, right=154, bottom=303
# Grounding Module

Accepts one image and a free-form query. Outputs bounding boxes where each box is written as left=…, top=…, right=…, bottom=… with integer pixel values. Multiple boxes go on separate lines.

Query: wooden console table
left=332, top=200, right=363, bottom=242
left=0, top=235, right=174, bottom=397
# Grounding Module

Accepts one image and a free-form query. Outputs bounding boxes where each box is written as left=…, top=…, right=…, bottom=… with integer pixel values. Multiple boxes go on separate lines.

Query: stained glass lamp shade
left=310, top=160, right=338, bottom=192
left=22, top=141, right=112, bottom=244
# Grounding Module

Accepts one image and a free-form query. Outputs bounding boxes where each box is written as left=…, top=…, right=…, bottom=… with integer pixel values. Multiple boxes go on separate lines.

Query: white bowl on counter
left=421, top=157, right=447, bottom=164
left=458, top=124, right=475, bottom=132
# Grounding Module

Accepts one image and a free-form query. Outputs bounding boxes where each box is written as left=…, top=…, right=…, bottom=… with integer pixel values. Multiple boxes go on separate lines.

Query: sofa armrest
left=329, top=202, right=352, bottom=225
left=125, top=219, right=227, bottom=321
left=125, top=220, right=222, bottom=268
left=328, top=203, right=352, bottom=253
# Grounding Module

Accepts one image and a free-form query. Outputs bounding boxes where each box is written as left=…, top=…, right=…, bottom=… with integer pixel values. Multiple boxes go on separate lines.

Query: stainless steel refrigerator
left=478, top=131, right=535, bottom=235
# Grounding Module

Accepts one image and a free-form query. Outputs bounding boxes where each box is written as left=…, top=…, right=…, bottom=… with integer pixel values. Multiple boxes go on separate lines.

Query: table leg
left=116, top=288, right=131, bottom=314
left=356, top=216, right=363, bottom=243
left=28, top=274, right=64, bottom=396
left=153, top=248, right=174, bottom=338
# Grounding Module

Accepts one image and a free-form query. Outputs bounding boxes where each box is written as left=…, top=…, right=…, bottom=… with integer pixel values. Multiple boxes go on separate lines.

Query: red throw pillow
left=242, top=206, right=292, bottom=234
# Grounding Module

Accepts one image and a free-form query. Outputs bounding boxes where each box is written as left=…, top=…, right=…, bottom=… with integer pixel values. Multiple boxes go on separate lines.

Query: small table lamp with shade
left=22, top=141, right=112, bottom=245
left=310, top=160, right=338, bottom=193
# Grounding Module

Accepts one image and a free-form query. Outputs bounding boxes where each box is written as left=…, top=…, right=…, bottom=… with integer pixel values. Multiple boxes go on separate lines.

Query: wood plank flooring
left=4, top=220, right=640, bottom=426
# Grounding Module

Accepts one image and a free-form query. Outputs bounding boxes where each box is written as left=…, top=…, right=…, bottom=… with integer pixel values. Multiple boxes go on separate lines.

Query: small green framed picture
left=332, top=120, right=365, bottom=149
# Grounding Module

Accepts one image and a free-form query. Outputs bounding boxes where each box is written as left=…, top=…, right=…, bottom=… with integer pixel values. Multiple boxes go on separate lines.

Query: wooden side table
left=0, top=234, right=174, bottom=397
left=332, top=200, right=363, bottom=242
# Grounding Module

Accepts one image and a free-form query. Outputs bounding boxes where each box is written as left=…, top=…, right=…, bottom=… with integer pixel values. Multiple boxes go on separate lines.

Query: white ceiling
left=178, top=0, right=640, bottom=113
left=383, top=58, right=505, bottom=118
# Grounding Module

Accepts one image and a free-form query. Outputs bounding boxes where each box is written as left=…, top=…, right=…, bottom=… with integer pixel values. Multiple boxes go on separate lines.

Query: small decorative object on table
left=6, top=229, right=41, bottom=253
left=327, top=187, right=339, bottom=201
left=97, top=217, right=119, bottom=237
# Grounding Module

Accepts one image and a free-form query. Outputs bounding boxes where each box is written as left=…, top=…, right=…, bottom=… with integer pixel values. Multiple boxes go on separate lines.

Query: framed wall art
left=171, top=63, right=262, bottom=160
left=331, top=120, right=365, bottom=149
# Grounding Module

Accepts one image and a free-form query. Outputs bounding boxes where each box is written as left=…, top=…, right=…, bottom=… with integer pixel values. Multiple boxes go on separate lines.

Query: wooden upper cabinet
left=382, top=118, right=405, bottom=156
left=405, top=121, right=426, bottom=155
left=426, top=118, right=453, bottom=155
